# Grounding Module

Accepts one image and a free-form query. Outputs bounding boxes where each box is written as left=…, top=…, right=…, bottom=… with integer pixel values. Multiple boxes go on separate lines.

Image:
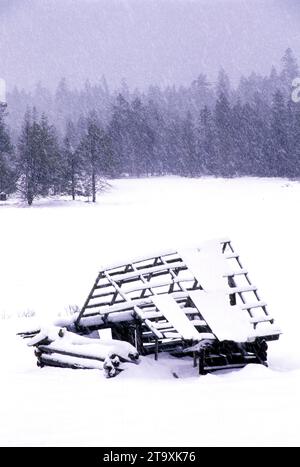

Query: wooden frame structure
left=75, top=238, right=281, bottom=373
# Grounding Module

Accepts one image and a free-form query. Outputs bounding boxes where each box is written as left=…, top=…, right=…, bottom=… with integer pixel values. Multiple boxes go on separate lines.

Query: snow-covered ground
left=1, top=176, right=300, bottom=447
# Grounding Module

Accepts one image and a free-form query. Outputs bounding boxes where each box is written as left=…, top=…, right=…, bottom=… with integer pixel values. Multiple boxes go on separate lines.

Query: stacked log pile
left=26, top=326, right=140, bottom=378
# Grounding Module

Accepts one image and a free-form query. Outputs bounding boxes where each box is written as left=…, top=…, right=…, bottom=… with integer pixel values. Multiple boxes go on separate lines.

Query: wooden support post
left=193, top=351, right=197, bottom=368
left=134, top=327, right=138, bottom=350
left=155, top=339, right=159, bottom=361
left=134, top=322, right=144, bottom=355
left=199, top=348, right=206, bottom=375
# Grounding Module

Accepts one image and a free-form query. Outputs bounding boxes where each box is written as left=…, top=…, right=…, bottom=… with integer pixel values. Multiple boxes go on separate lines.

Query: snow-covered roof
left=76, top=238, right=281, bottom=345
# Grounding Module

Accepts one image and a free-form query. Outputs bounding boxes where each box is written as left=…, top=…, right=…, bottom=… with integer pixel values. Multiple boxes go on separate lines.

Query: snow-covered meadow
left=1, top=176, right=300, bottom=447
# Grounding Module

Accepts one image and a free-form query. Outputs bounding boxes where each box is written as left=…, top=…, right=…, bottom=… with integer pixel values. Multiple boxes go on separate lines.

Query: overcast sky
left=1, top=0, right=300, bottom=92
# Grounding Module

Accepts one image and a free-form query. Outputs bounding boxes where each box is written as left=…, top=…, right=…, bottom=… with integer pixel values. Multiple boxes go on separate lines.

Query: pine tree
left=270, top=91, right=289, bottom=177
left=280, top=48, right=299, bottom=97
left=78, top=113, right=110, bottom=202
left=108, top=94, right=132, bottom=176
left=217, top=68, right=231, bottom=102
left=190, top=74, right=214, bottom=116
left=293, top=108, right=300, bottom=178
left=129, top=98, right=155, bottom=176
left=164, top=118, right=185, bottom=175
left=55, top=78, right=72, bottom=136
left=180, top=112, right=198, bottom=176
left=214, top=88, right=232, bottom=176
left=17, top=109, right=61, bottom=205
left=146, top=99, right=168, bottom=175
left=285, top=98, right=300, bottom=178
left=246, top=97, right=270, bottom=177
left=61, top=120, right=84, bottom=200
left=197, top=106, right=217, bottom=175
left=39, top=113, right=62, bottom=194
left=0, top=103, right=15, bottom=195
left=230, top=100, right=245, bottom=175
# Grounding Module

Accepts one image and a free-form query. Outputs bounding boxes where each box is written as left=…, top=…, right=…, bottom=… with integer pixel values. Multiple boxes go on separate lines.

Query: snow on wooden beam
left=97, top=239, right=231, bottom=275
left=164, top=332, right=182, bottom=339
left=241, top=301, right=267, bottom=310
left=152, top=294, right=202, bottom=341
left=137, top=307, right=200, bottom=320
left=250, top=315, right=274, bottom=324
left=249, top=323, right=281, bottom=340
left=180, top=243, right=230, bottom=292
left=144, top=319, right=163, bottom=339
left=110, top=261, right=186, bottom=282
left=189, top=289, right=254, bottom=342
left=100, top=251, right=178, bottom=272
left=84, top=291, right=189, bottom=315
left=121, top=277, right=194, bottom=294
left=225, top=253, right=239, bottom=259
left=223, top=269, right=248, bottom=277
left=150, top=321, right=174, bottom=330
left=143, top=338, right=183, bottom=348
left=227, top=285, right=257, bottom=294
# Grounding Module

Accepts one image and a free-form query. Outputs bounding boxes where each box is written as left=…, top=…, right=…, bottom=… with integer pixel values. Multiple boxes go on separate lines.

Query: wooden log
left=37, top=344, right=108, bottom=362
left=37, top=352, right=121, bottom=377
left=38, top=353, right=104, bottom=370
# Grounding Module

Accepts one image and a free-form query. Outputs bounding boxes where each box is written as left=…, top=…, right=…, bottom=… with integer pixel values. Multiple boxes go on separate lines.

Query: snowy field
left=1, top=176, right=300, bottom=447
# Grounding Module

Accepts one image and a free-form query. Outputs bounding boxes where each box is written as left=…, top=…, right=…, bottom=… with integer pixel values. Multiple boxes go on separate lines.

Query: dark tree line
left=0, top=49, right=300, bottom=204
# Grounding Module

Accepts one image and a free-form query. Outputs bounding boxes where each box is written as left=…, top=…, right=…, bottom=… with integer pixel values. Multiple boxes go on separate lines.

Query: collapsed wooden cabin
left=72, top=237, right=281, bottom=374
left=20, top=237, right=281, bottom=376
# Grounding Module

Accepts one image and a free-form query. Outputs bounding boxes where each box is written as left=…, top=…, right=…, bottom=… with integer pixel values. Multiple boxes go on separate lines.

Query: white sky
left=1, top=0, right=300, bottom=91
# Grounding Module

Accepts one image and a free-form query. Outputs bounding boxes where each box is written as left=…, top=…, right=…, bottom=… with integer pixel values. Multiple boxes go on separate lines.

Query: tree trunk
left=72, top=175, right=75, bottom=201
left=92, top=169, right=96, bottom=203
left=71, top=161, right=76, bottom=200
left=27, top=188, right=34, bottom=206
